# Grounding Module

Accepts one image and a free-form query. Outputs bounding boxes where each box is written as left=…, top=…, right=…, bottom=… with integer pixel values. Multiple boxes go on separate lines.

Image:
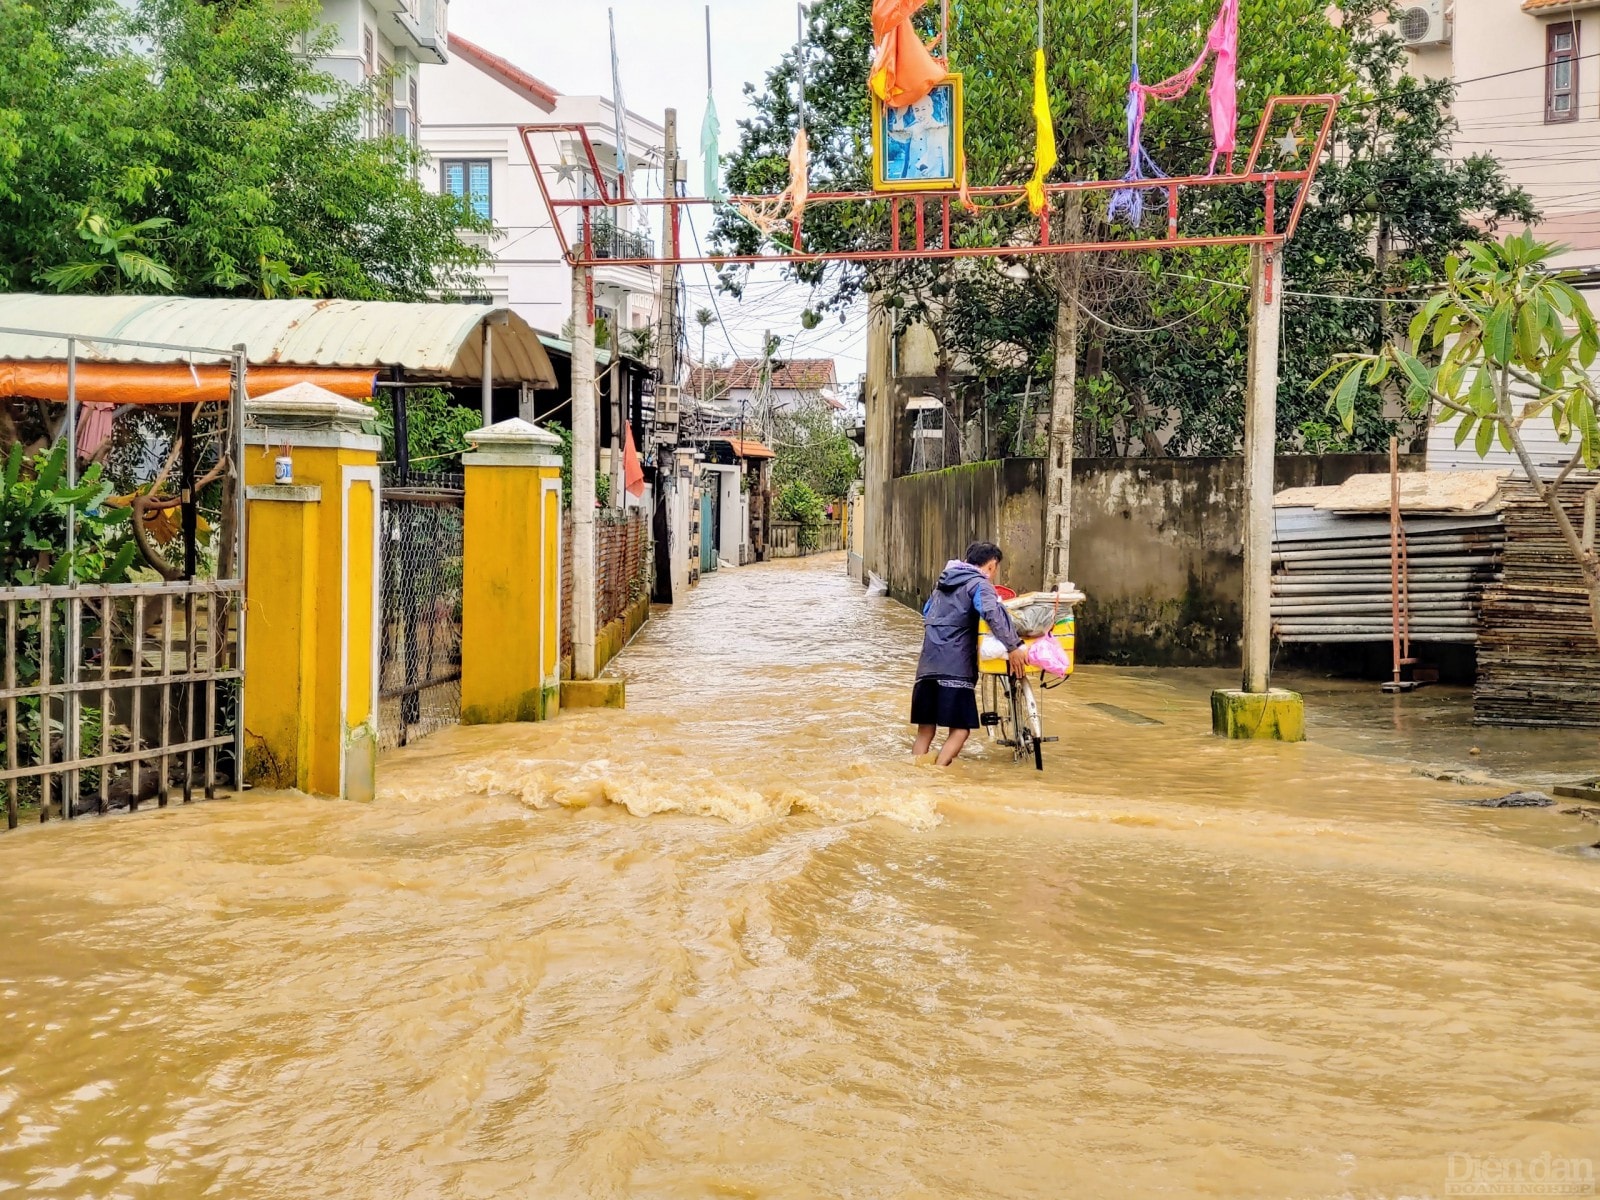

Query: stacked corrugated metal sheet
left=1271, top=476, right=1504, bottom=645
left=1475, top=477, right=1600, bottom=728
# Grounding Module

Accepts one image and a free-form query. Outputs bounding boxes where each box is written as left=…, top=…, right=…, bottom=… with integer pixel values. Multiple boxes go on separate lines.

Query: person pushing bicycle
left=911, top=541, right=1028, bottom=766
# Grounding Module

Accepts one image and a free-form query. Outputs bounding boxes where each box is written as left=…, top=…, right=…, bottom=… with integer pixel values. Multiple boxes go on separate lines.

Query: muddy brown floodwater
left=3, top=553, right=1599, bottom=1199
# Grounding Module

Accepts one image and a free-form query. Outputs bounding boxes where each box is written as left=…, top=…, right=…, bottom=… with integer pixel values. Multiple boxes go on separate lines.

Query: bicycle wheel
left=1007, top=676, right=1033, bottom=766
left=1018, top=677, right=1044, bottom=771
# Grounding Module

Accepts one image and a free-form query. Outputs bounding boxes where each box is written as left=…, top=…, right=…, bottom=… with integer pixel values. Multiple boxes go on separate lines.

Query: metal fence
left=1, top=582, right=243, bottom=828
left=378, top=468, right=464, bottom=750
left=1, top=327, right=247, bottom=830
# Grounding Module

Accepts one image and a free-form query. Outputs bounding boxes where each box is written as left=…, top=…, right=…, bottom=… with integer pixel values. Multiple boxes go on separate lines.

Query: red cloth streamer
left=1131, top=0, right=1239, bottom=173
left=623, top=421, right=646, bottom=499
left=870, top=0, right=945, bottom=109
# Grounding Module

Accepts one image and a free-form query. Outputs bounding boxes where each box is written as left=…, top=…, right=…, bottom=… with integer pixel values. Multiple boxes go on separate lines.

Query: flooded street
left=3, top=553, right=1598, bottom=1198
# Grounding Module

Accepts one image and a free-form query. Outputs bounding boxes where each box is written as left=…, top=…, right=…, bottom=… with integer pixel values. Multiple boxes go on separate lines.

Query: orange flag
left=869, top=0, right=944, bottom=109
left=623, top=421, right=646, bottom=498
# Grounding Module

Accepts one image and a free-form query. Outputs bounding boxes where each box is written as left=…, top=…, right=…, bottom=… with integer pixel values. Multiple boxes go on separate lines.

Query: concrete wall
left=879, top=454, right=1416, bottom=666
left=879, top=459, right=1046, bottom=609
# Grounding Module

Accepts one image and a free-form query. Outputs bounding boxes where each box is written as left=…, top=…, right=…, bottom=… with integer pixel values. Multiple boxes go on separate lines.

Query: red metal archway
left=521, top=94, right=1337, bottom=277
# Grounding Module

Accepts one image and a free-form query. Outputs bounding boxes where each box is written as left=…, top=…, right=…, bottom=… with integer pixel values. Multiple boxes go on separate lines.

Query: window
left=362, top=27, right=374, bottom=78
left=1546, top=22, right=1579, bottom=123
left=408, top=78, right=419, bottom=143
left=441, top=160, right=492, bottom=220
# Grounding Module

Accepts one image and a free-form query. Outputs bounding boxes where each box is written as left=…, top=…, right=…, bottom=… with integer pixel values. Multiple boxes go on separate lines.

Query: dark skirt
left=910, top=678, right=980, bottom=730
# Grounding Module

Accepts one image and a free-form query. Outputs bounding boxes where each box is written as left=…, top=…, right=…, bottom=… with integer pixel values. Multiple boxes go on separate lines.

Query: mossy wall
left=881, top=454, right=1416, bottom=667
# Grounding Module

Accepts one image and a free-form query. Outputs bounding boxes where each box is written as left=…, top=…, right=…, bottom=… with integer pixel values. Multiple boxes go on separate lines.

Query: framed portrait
left=871, top=74, right=965, bottom=193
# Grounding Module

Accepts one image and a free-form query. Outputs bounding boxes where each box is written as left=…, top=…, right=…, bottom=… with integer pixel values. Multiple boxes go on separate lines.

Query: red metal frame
left=521, top=95, right=1338, bottom=270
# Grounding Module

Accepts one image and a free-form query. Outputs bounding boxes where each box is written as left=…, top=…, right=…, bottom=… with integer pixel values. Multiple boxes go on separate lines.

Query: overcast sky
left=450, top=0, right=868, bottom=387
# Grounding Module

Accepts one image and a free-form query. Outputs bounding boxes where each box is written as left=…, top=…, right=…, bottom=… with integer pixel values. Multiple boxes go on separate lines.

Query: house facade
left=685, top=358, right=843, bottom=426
left=417, top=36, right=665, bottom=341
left=314, top=0, right=446, bottom=139
left=1403, top=0, right=1600, bottom=268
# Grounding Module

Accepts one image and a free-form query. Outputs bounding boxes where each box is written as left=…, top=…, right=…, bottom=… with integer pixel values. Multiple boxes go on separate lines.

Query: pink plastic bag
left=1026, top=634, right=1070, bottom=677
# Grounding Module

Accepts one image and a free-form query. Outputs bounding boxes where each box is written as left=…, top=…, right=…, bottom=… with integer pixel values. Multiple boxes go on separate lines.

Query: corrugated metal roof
left=0, top=294, right=557, bottom=388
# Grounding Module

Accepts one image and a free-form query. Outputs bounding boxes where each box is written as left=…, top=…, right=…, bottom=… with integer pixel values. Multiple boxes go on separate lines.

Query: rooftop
left=686, top=358, right=841, bottom=404
left=448, top=34, right=559, bottom=109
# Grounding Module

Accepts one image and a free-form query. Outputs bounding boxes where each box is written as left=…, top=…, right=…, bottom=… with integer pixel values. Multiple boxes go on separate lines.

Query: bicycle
left=977, top=588, right=1081, bottom=771
left=980, top=671, right=1055, bottom=770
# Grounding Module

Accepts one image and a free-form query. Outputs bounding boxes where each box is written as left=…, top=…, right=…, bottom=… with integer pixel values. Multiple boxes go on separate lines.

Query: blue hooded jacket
left=915, top=561, right=1022, bottom=686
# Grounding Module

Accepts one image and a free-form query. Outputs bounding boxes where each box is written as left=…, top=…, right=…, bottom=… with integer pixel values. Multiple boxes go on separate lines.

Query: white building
left=314, top=0, right=447, bottom=139
left=1400, top=0, right=1600, bottom=269
left=418, top=35, right=666, bottom=340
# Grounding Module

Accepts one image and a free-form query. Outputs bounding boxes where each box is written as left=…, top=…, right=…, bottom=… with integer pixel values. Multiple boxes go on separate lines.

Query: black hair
left=963, top=541, right=1003, bottom=568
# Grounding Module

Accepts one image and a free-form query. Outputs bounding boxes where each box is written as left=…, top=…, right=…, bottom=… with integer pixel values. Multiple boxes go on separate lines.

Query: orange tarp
left=0, top=362, right=377, bottom=405
left=870, top=0, right=944, bottom=109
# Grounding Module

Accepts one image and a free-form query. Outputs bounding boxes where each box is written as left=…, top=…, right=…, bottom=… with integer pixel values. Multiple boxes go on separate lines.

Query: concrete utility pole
left=609, top=358, right=624, bottom=509
left=1241, top=243, right=1281, bottom=696
left=1043, top=260, right=1078, bottom=589
left=571, top=262, right=598, bottom=680
left=1043, top=191, right=1084, bottom=591
left=658, top=108, right=680, bottom=393
left=1211, top=242, right=1303, bottom=741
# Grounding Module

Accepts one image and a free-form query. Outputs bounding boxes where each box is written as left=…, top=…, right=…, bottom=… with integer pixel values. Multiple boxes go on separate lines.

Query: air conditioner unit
left=1397, top=0, right=1449, bottom=47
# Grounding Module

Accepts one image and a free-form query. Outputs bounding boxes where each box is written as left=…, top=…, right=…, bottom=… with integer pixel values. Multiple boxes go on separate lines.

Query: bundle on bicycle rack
left=976, top=586, right=1086, bottom=771
left=978, top=587, right=1086, bottom=679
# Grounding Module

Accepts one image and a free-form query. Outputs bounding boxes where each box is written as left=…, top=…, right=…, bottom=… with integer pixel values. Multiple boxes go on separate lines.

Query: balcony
left=395, top=0, right=448, bottom=65
left=589, top=216, right=655, bottom=261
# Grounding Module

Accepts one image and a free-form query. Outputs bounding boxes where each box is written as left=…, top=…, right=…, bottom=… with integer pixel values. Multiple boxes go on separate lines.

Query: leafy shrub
left=1, top=442, right=136, bottom=586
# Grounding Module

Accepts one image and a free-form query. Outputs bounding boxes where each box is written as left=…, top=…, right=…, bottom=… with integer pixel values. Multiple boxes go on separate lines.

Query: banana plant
left=1, top=442, right=139, bottom=587
left=1322, top=230, right=1600, bottom=644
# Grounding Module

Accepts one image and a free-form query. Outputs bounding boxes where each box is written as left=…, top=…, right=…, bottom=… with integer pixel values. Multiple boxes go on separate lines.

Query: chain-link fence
left=377, top=467, right=463, bottom=751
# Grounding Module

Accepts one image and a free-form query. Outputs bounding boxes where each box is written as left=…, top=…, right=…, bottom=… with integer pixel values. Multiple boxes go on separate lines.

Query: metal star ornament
left=554, top=158, right=584, bottom=185
left=1275, top=131, right=1302, bottom=160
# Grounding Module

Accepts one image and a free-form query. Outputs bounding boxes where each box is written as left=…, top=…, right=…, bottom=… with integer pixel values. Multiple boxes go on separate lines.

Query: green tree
left=373, top=388, right=482, bottom=470
left=0, top=0, right=491, bottom=300
left=1324, top=232, right=1600, bottom=645
left=775, top=479, right=829, bottom=550
left=771, top=399, right=860, bottom=500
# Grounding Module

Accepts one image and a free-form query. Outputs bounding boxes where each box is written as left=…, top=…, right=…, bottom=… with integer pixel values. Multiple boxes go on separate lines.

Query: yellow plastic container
left=979, top=609, right=1077, bottom=677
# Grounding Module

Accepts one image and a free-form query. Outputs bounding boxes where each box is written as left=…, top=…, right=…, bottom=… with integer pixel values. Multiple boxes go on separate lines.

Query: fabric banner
left=702, top=90, right=725, bottom=200
left=623, top=421, right=646, bottom=498
left=1024, top=49, right=1057, bottom=216
left=869, top=0, right=944, bottom=109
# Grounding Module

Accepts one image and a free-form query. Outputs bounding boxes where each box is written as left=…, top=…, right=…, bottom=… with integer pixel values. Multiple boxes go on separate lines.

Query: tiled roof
left=1522, top=0, right=1600, bottom=11
left=685, top=358, right=839, bottom=397
left=449, top=35, right=560, bottom=110
left=707, top=436, right=776, bottom=459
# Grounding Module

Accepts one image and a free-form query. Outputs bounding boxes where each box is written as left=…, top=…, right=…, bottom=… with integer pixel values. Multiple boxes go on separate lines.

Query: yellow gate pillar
left=242, top=384, right=382, bottom=800
left=460, top=418, right=565, bottom=724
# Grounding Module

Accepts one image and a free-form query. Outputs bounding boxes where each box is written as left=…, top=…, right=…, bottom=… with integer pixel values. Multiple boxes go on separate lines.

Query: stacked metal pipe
left=1271, top=506, right=1504, bottom=644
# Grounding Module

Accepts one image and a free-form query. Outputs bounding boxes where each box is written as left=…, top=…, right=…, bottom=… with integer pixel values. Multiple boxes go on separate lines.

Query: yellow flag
left=1025, top=48, right=1057, bottom=215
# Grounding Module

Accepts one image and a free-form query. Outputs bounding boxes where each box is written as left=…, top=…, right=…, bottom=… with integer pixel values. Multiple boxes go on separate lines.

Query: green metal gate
left=700, top=491, right=718, bottom=573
